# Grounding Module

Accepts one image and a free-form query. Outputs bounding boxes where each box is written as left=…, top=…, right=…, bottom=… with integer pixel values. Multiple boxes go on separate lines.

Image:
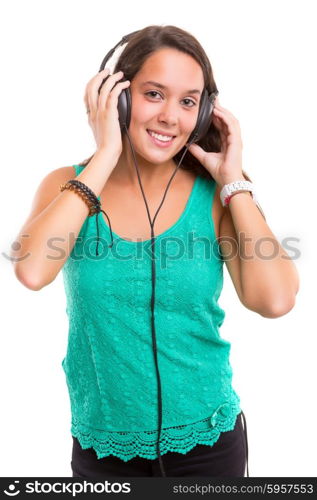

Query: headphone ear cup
left=187, top=89, right=214, bottom=144
left=118, top=87, right=131, bottom=132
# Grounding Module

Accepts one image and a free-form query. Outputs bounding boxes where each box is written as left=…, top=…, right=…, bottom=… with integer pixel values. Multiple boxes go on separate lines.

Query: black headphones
left=98, top=30, right=218, bottom=145
left=96, top=30, right=218, bottom=478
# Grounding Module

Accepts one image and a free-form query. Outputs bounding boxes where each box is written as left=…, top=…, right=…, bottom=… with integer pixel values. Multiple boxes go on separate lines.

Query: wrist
left=226, top=190, right=252, bottom=205
left=94, top=148, right=120, bottom=167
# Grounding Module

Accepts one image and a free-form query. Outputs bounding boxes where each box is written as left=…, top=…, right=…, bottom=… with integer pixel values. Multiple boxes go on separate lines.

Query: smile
left=147, top=129, right=176, bottom=147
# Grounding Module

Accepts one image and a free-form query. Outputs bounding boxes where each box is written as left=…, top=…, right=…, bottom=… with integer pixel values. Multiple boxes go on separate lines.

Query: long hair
left=79, top=25, right=252, bottom=183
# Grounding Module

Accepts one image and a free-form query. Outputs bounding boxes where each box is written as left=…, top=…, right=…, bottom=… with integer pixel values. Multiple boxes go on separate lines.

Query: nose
left=157, top=99, right=178, bottom=126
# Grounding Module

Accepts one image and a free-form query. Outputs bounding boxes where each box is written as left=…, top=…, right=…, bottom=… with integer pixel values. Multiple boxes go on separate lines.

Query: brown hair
left=79, top=24, right=252, bottom=183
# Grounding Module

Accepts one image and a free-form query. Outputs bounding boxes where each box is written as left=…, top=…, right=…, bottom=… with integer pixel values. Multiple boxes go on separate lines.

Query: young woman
left=12, top=25, right=299, bottom=478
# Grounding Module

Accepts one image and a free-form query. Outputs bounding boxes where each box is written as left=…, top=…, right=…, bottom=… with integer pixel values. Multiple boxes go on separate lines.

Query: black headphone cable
left=119, top=126, right=197, bottom=477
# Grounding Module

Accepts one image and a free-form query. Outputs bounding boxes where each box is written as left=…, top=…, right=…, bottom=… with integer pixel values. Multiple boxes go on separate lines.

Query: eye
left=144, top=91, right=197, bottom=108
left=181, top=98, right=196, bottom=108
left=145, top=91, right=162, bottom=99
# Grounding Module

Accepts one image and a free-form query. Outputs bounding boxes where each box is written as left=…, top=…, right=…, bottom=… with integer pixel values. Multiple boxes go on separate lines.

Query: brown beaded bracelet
left=60, top=181, right=98, bottom=216
left=59, top=180, right=114, bottom=253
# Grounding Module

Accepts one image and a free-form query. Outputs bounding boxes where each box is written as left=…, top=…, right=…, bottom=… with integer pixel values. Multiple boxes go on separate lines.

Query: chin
left=133, top=143, right=176, bottom=164
left=138, top=152, right=171, bottom=166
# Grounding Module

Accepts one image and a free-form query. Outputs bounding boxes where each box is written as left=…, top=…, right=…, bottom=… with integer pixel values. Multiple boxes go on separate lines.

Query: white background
left=0, top=0, right=316, bottom=478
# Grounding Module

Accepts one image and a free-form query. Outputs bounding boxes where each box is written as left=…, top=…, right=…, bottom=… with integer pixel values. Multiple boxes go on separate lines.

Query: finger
left=104, top=80, right=131, bottom=110
left=212, top=111, right=229, bottom=139
left=97, top=71, right=127, bottom=110
left=212, top=112, right=226, bottom=129
left=214, top=104, right=238, bottom=124
left=84, top=68, right=110, bottom=115
left=212, top=115, right=228, bottom=152
left=84, top=68, right=109, bottom=114
left=213, top=107, right=239, bottom=135
left=187, top=143, right=207, bottom=164
left=214, top=109, right=242, bottom=152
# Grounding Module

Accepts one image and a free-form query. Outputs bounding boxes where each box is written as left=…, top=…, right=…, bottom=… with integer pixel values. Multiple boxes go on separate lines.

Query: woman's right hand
left=83, top=68, right=131, bottom=161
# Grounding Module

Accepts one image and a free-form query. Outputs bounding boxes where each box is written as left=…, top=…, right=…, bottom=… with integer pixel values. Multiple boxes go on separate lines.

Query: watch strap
left=220, top=180, right=257, bottom=207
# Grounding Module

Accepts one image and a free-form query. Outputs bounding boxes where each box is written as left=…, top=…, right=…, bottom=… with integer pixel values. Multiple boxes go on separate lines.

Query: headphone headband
left=99, top=30, right=141, bottom=72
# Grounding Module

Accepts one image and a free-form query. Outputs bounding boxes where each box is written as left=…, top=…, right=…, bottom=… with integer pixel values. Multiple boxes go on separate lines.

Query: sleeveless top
left=61, top=164, right=241, bottom=461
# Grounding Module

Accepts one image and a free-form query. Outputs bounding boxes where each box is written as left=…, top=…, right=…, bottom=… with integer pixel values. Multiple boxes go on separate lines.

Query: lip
left=146, top=129, right=176, bottom=148
left=147, top=128, right=177, bottom=138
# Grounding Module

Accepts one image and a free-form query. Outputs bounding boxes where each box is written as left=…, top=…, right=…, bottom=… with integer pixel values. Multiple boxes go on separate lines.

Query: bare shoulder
left=35, top=165, right=76, bottom=188
left=32, top=165, right=76, bottom=208
left=19, top=165, right=76, bottom=231
left=47, top=165, right=77, bottom=182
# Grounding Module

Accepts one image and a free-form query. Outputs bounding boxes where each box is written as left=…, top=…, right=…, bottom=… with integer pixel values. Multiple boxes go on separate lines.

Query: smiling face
left=126, top=47, right=205, bottom=166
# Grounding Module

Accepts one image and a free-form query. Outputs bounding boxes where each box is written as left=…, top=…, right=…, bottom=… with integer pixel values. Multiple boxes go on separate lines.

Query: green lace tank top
left=61, top=164, right=241, bottom=461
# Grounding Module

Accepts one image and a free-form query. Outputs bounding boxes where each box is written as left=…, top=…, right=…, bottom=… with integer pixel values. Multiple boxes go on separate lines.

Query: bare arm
left=11, top=149, right=116, bottom=290
left=219, top=191, right=300, bottom=318
left=11, top=64, right=132, bottom=290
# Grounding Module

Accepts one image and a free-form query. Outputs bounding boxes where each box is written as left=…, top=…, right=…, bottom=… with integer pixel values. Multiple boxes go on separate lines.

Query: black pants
left=71, top=411, right=248, bottom=477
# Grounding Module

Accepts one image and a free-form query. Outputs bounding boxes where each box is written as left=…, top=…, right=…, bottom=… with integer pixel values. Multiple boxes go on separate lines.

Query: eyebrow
left=141, top=80, right=201, bottom=96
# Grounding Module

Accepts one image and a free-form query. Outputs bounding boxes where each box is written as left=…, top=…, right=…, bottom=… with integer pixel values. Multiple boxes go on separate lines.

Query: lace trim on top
left=71, top=398, right=241, bottom=462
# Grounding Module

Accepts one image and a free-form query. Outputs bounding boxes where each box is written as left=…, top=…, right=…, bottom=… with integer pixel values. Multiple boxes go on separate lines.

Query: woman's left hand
left=187, top=97, right=245, bottom=187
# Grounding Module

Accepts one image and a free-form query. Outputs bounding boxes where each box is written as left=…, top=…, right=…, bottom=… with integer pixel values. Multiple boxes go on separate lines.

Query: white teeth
left=148, top=130, right=174, bottom=142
